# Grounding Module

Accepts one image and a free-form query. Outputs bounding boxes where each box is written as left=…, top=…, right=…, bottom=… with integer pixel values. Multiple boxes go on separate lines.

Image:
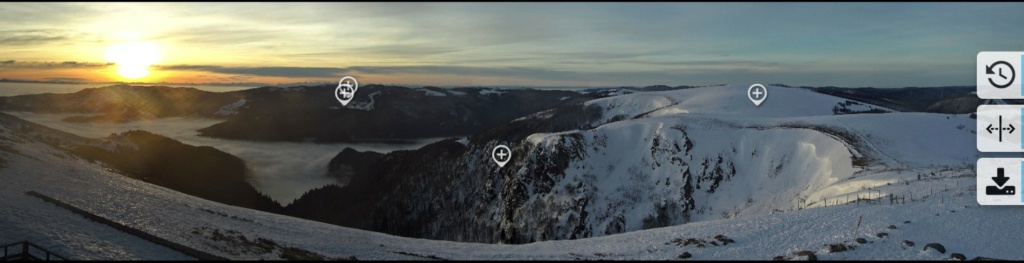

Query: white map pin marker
left=335, top=76, right=359, bottom=106
left=492, top=145, right=511, bottom=168
left=748, top=83, right=768, bottom=106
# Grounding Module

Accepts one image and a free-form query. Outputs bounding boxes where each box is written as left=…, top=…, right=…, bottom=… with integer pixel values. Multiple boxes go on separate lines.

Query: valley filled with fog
left=5, top=111, right=445, bottom=204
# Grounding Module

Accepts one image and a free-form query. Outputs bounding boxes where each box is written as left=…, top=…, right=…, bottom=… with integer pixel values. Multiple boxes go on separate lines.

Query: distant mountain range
left=801, top=86, right=993, bottom=114
left=0, top=84, right=982, bottom=143
left=0, top=78, right=311, bottom=87
left=0, top=78, right=89, bottom=85
left=0, top=84, right=690, bottom=142
left=195, top=85, right=608, bottom=142
left=0, top=85, right=244, bottom=122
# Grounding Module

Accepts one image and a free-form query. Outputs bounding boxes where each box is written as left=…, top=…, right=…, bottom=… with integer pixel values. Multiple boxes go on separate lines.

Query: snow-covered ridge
left=508, top=109, right=975, bottom=239
left=96, top=136, right=140, bottom=152
left=214, top=99, right=246, bottom=116
left=479, top=88, right=508, bottom=96
left=418, top=88, right=447, bottom=97
left=345, top=91, right=381, bottom=111
left=508, top=116, right=858, bottom=239
left=513, top=108, right=558, bottom=123
left=583, top=84, right=894, bottom=127
left=465, top=84, right=972, bottom=243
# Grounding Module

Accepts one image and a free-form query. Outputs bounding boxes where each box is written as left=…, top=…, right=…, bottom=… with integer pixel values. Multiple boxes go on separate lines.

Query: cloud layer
left=3, top=3, right=1024, bottom=87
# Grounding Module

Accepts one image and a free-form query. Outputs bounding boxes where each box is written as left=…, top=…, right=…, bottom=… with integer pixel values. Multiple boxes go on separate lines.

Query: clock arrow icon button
left=986, top=60, right=1015, bottom=89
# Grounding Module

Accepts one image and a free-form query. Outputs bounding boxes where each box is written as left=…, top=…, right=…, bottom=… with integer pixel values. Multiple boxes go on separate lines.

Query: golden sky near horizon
left=2, top=3, right=1024, bottom=87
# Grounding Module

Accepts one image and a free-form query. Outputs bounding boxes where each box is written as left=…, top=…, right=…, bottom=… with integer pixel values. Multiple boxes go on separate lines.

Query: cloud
left=44, top=77, right=89, bottom=82
left=290, top=44, right=465, bottom=58
left=618, top=59, right=783, bottom=68
left=148, top=62, right=970, bottom=88
left=1, top=57, right=969, bottom=87
left=526, top=50, right=670, bottom=61
left=156, top=65, right=352, bottom=78
left=0, top=60, right=113, bottom=68
left=0, top=29, right=79, bottom=45
left=154, top=64, right=601, bottom=80
left=0, top=3, right=95, bottom=26
left=159, top=27, right=290, bottom=46
left=6, top=3, right=1022, bottom=87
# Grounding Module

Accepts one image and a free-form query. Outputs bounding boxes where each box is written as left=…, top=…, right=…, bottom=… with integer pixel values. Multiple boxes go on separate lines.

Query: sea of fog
left=0, top=83, right=451, bottom=205
left=6, top=112, right=448, bottom=205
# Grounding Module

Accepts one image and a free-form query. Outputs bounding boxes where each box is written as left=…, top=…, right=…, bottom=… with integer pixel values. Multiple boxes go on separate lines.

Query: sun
left=106, top=42, right=161, bottom=79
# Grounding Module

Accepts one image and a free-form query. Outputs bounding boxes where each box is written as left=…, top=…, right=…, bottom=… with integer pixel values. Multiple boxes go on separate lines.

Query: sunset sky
left=2, top=2, right=1024, bottom=87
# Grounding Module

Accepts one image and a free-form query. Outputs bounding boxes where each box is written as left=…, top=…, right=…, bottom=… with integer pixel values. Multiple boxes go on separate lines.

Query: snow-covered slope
left=517, top=116, right=858, bottom=230
left=214, top=99, right=246, bottom=116
left=410, top=84, right=960, bottom=243
left=494, top=95, right=972, bottom=242
left=0, top=84, right=1007, bottom=260
left=0, top=124, right=1011, bottom=260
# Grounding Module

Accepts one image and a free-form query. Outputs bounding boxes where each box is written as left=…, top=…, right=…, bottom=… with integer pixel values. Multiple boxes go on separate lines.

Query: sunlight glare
left=106, top=42, right=161, bottom=79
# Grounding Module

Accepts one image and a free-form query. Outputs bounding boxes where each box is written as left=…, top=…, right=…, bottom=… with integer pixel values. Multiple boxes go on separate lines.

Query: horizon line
left=0, top=78, right=976, bottom=90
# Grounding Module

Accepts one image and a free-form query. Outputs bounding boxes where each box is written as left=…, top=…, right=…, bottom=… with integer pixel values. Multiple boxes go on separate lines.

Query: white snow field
left=0, top=84, right=1018, bottom=260
left=503, top=85, right=978, bottom=238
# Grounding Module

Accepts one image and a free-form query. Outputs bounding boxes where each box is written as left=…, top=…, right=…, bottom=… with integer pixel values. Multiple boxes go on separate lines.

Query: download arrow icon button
left=993, top=168, right=1010, bottom=187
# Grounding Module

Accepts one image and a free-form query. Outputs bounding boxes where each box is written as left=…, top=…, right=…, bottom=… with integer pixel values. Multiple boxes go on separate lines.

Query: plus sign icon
left=492, top=145, right=511, bottom=168
left=334, top=76, right=359, bottom=106
left=748, top=84, right=768, bottom=106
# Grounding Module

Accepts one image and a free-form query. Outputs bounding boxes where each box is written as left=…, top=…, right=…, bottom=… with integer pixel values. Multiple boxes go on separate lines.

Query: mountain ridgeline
left=0, top=84, right=641, bottom=142
left=194, top=85, right=612, bottom=142
left=804, top=86, right=986, bottom=114
left=0, top=85, right=244, bottom=122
